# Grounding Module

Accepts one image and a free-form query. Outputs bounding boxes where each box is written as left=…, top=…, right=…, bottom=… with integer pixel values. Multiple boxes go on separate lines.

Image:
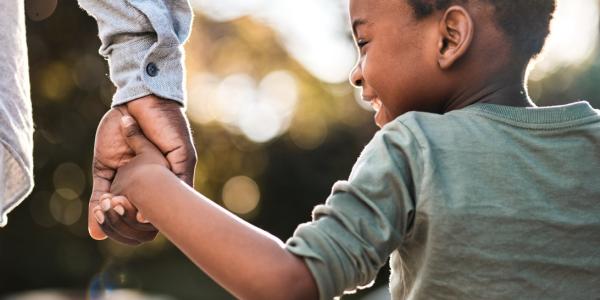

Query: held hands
left=95, top=116, right=173, bottom=229
left=89, top=95, right=196, bottom=245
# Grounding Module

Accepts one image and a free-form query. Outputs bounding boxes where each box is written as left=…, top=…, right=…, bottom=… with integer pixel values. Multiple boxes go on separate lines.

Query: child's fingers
left=97, top=194, right=157, bottom=242
left=110, top=195, right=157, bottom=232
left=110, top=195, right=133, bottom=217
left=120, top=116, right=161, bottom=155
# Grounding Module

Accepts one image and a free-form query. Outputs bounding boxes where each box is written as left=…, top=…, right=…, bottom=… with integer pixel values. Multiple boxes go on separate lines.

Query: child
left=94, top=0, right=600, bottom=299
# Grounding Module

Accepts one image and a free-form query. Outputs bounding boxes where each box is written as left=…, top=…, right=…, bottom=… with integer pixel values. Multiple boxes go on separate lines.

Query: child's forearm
left=128, top=165, right=318, bottom=300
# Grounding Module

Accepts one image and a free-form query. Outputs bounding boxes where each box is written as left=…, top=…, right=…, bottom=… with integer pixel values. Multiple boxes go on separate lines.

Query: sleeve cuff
left=106, top=36, right=187, bottom=108
left=286, top=223, right=341, bottom=300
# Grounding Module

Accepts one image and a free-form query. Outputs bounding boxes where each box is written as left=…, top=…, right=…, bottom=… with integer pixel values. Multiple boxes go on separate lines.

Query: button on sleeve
left=78, top=0, right=193, bottom=107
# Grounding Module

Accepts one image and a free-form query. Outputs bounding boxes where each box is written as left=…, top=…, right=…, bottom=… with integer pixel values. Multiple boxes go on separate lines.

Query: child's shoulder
left=381, top=107, right=479, bottom=141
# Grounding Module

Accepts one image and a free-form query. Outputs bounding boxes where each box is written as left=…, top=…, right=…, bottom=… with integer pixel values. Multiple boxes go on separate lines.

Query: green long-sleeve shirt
left=286, top=101, right=600, bottom=299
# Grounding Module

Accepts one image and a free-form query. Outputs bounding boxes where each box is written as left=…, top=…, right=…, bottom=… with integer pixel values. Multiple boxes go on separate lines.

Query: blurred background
left=1, top=0, right=599, bottom=299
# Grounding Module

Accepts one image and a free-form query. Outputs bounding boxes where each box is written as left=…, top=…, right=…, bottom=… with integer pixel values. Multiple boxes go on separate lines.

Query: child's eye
left=357, top=39, right=369, bottom=49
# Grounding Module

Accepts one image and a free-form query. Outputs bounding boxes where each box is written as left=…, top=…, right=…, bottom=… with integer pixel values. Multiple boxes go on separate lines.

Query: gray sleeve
left=0, top=0, right=34, bottom=227
left=78, top=0, right=193, bottom=107
left=285, top=122, right=422, bottom=299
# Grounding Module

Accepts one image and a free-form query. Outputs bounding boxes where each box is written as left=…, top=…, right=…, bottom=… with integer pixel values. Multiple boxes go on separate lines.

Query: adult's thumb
left=120, top=116, right=155, bottom=154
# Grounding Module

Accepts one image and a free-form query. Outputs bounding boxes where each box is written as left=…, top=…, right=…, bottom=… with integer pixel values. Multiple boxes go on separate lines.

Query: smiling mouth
left=363, top=98, right=386, bottom=127
left=368, top=98, right=382, bottom=111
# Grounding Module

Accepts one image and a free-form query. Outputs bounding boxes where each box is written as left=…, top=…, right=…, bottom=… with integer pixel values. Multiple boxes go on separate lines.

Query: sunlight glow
left=190, top=0, right=356, bottom=83
left=530, top=0, right=599, bottom=80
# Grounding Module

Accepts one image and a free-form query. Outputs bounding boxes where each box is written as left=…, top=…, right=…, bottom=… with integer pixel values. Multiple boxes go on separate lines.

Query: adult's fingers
left=90, top=108, right=156, bottom=244
left=88, top=160, right=114, bottom=240
left=165, top=139, right=197, bottom=187
left=102, top=209, right=157, bottom=244
left=127, top=96, right=197, bottom=188
left=99, top=217, right=141, bottom=246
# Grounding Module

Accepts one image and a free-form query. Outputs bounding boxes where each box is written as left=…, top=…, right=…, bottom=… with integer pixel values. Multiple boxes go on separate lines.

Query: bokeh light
left=187, top=70, right=298, bottom=143
left=53, top=162, right=86, bottom=197
left=39, top=62, right=75, bottom=101
left=289, top=113, right=328, bottom=150
left=222, top=176, right=261, bottom=216
left=49, top=191, right=82, bottom=226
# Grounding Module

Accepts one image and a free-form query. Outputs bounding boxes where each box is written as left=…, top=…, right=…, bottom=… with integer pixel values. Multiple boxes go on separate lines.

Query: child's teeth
left=372, top=99, right=382, bottom=110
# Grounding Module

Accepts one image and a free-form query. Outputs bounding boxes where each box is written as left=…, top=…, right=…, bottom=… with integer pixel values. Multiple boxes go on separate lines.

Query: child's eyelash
left=357, top=39, right=369, bottom=48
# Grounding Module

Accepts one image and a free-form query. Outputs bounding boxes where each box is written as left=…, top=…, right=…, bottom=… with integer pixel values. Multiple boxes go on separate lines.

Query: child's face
left=349, top=0, right=443, bottom=127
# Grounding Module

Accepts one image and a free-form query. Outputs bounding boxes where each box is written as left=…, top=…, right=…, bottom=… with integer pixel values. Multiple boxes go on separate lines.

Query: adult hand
left=89, top=95, right=196, bottom=245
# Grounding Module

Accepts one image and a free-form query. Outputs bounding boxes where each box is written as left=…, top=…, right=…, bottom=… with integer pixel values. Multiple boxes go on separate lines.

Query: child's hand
left=92, top=192, right=156, bottom=243
left=109, top=115, right=171, bottom=194
left=96, top=193, right=150, bottom=224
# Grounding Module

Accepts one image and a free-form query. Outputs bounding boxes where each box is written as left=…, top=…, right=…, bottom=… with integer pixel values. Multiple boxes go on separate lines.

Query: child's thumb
left=120, top=116, right=155, bottom=154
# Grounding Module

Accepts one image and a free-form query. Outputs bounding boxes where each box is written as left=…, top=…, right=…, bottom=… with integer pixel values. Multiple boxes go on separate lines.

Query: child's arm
left=107, top=116, right=319, bottom=300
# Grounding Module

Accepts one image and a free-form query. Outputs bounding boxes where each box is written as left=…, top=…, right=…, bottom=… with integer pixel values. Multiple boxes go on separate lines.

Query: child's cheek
left=361, top=54, right=380, bottom=91
left=361, top=54, right=369, bottom=80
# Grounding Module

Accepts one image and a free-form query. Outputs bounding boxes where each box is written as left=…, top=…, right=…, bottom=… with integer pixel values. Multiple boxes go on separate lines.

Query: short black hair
left=407, top=0, right=557, bottom=60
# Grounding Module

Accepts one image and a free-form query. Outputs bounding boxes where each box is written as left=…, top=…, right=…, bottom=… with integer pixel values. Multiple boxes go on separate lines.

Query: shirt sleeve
left=285, top=121, right=423, bottom=299
left=0, top=0, right=34, bottom=227
left=78, top=0, right=193, bottom=107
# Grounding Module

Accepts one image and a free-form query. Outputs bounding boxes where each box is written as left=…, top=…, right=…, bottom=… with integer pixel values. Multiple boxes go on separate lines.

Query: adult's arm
left=0, top=0, right=34, bottom=227
left=78, top=0, right=197, bottom=243
left=78, top=0, right=193, bottom=107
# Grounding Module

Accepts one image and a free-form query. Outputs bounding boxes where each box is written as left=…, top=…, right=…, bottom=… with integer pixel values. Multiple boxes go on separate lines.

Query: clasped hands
left=89, top=95, right=196, bottom=245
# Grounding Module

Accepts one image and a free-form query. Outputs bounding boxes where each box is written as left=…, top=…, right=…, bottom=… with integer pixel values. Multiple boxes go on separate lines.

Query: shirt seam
left=466, top=110, right=600, bottom=130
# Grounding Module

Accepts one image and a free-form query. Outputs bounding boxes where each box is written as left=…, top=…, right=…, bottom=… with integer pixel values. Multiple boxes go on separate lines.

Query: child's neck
left=443, top=71, right=534, bottom=113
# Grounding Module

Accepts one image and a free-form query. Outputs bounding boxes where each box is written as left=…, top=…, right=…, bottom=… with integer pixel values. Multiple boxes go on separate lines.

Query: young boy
left=94, top=0, right=600, bottom=298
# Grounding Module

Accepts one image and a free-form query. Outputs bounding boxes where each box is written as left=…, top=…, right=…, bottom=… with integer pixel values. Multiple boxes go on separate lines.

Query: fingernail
left=114, top=205, right=125, bottom=216
left=100, top=193, right=112, bottom=201
left=121, top=116, right=135, bottom=126
left=94, top=210, right=105, bottom=224
left=101, top=199, right=111, bottom=211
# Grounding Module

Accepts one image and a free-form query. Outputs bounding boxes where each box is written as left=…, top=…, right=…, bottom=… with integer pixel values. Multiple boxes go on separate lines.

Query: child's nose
left=349, top=65, right=363, bottom=87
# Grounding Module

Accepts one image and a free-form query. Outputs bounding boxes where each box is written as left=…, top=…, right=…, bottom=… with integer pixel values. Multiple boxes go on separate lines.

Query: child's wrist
left=129, top=164, right=174, bottom=201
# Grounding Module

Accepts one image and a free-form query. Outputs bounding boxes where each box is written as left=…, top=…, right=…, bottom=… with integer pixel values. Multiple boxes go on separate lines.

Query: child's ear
left=436, top=6, right=474, bottom=69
